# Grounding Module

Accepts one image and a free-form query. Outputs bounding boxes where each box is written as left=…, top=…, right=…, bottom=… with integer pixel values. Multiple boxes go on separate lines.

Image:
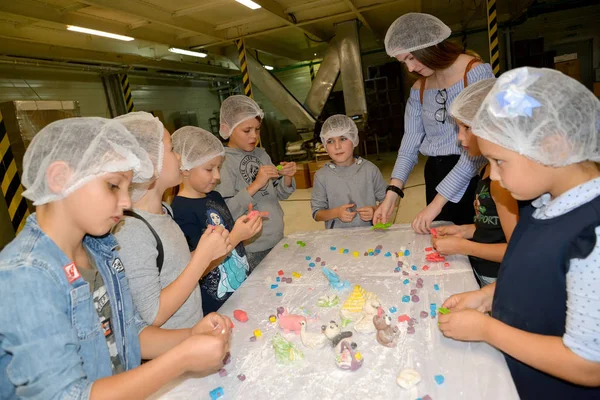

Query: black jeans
left=424, top=155, right=478, bottom=226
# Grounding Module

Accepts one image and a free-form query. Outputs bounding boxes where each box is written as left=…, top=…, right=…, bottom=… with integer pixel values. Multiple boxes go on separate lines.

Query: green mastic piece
left=371, top=222, right=393, bottom=230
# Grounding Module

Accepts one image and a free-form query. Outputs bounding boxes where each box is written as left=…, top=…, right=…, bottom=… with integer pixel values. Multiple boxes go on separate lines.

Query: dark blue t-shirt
left=171, top=191, right=250, bottom=314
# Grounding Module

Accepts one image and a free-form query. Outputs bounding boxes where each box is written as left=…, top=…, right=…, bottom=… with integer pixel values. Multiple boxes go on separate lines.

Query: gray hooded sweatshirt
left=216, top=147, right=296, bottom=252
left=311, top=157, right=387, bottom=229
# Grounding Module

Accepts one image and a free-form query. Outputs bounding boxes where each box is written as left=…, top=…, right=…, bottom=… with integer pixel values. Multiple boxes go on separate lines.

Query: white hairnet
left=113, top=111, right=164, bottom=175
left=449, top=78, right=496, bottom=126
left=21, top=117, right=154, bottom=206
left=219, top=95, right=264, bottom=140
left=320, top=115, right=359, bottom=147
left=473, top=67, right=600, bottom=167
left=172, top=126, right=225, bottom=171
left=385, top=13, right=451, bottom=57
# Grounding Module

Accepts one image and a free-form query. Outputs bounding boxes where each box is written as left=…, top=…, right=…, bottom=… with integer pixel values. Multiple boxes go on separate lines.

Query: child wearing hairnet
left=311, top=115, right=387, bottom=229
left=0, top=118, right=233, bottom=399
left=215, top=95, right=296, bottom=269
left=171, top=127, right=262, bottom=314
left=431, top=79, right=520, bottom=287
left=438, top=67, right=600, bottom=398
left=112, top=112, right=233, bottom=329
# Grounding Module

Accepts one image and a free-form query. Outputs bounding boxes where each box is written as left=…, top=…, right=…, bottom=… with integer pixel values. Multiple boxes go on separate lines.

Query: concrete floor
left=281, top=152, right=427, bottom=235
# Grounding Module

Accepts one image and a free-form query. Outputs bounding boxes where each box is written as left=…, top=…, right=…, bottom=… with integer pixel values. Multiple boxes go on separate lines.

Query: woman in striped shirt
left=374, top=13, right=495, bottom=233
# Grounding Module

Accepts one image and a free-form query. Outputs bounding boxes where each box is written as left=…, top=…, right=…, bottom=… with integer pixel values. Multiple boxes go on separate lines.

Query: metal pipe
left=0, top=56, right=232, bottom=83
left=336, top=20, right=367, bottom=117
left=304, top=39, right=340, bottom=118
left=238, top=50, right=316, bottom=130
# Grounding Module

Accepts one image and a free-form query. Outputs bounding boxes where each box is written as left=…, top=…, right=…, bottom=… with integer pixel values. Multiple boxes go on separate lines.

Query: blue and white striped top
left=392, top=63, right=494, bottom=203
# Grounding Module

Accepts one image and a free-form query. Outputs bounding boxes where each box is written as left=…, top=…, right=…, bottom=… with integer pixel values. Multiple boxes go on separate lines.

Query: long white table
left=152, top=224, right=518, bottom=400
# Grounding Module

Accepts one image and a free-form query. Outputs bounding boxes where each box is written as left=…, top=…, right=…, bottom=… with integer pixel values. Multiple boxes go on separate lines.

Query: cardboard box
left=295, top=162, right=312, bottom=189
left=308, top=159, right=330, bottom=186
left=555, top=59, right=581, bottom=82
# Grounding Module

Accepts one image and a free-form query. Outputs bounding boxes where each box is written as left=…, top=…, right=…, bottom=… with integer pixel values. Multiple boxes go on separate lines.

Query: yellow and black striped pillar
left=119, top=74, right=135, bottom=113
left=309, top=62, right=315, bottom=81
left=235, top=39, right=254, bottom=99
left=487, top=0, right=500, bottom=76
left=0, top=111, right=30, bottom=234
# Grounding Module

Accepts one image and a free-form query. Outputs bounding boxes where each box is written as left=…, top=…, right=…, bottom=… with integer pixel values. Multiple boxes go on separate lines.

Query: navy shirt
left=492, top=195, right=600, bottom=399
left=171, top=192, right=250, bottom=314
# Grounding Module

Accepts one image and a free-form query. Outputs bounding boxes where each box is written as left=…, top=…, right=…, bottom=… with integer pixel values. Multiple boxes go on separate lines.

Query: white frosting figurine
left=354, top=292, right=381, bottom=334
left=323, top=320, right=364, bottom=371
left=397, top=368, right=421, bottom=389
left=299, top=320, right=328, bottom=349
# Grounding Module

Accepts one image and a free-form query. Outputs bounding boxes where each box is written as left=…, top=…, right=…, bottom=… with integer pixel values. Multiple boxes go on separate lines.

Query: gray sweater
left=216, top=147, right=296, bottom=252
left=311, top=157, right=387, bottom=229
left=113, top=204, right=203, bottom=329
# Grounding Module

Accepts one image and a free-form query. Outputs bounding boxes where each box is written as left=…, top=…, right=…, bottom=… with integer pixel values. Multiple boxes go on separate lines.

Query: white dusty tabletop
left=151, top=224, right=518, bottom=400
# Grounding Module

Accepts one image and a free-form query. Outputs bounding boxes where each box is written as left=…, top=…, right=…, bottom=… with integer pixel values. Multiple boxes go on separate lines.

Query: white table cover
left=152, top=224, right=518, bottom=400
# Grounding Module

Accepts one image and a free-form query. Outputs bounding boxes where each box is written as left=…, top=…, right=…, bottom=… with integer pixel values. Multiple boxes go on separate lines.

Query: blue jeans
left=0, top=214, right=146, bottom=399
left=474, top=268, right=497, bottom=287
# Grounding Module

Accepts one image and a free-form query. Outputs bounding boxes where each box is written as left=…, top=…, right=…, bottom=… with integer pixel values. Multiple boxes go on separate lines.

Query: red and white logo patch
left=63, top=262, right=81, bottom=284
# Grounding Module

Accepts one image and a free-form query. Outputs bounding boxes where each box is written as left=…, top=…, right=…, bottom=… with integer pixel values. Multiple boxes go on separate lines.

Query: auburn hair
left=412, top=40, right=464, bottom=71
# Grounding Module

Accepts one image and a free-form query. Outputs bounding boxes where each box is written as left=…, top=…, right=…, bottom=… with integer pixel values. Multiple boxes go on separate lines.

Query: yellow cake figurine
left=340, top=285, right=367, bottom=321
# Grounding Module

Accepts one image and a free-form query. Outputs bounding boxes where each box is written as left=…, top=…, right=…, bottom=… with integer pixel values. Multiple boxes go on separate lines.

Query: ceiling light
left=67, top=26, right=134, bottom=41
left=264, top=65, right=274, bottom=70
left=168, top=47, right=208, bottom=58
left=314, top=53, right=317, bottom=56
left=236, top=0, right=261, bottom=10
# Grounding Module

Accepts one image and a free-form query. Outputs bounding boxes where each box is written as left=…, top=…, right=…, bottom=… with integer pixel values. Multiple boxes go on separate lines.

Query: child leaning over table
left=438, top=67, right=600, bottom=399
left=171, top=126, right=262, bottom=315
left=215, top=95, right=296, bottom=269
left=112, top=112, right=232, bottom=330
left=431, top=78, right=520, bottom=287
left=311, top=114, right=387, bottom=229
left=0, top=118, right=232, bottom=399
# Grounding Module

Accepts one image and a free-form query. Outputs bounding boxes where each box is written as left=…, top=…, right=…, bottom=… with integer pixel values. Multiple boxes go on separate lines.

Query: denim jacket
left=0, top=214, right=147, bottom=399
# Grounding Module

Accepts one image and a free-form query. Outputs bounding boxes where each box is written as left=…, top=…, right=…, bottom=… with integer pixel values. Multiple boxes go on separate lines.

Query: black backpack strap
left=123, top=210, right=164, bottom=275
left=162, top=204, right=173, bottom=219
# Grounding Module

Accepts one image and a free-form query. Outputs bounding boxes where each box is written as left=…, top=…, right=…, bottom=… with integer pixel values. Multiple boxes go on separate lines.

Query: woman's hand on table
left=438, top=309, right=492, bottom=342
left=442, top=289, right=491, bottom=313
left=413, top=194, right=448, bottom=234
left=412, top=202, right=443, bottom=234
left=432, top=236, right=467, bottom=256
left=374, top=192, right=398, bottom=225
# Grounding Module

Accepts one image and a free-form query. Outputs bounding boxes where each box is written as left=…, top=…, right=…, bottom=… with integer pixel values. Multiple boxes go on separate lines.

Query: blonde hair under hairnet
left=172, top=126, right=225, bottom=171
left=113, top=111, right=166, bottom=202
left=472, top=67, right=600, bottom=167
left=385, top=13, right=451, bottom=57
left=113, top=111, right=164, bottom=176
left=320, top=115, right=359, bottom=147
left=21, top=117, right=154, bottom=206
left=219, top=95, right=264, bottom=140
left=449, top=78, right=496, bottom=126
